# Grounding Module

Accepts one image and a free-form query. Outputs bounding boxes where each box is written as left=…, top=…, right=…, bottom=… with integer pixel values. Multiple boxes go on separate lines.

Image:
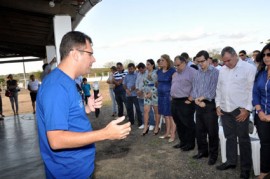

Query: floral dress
left=143, top=69, right=158, bottom=106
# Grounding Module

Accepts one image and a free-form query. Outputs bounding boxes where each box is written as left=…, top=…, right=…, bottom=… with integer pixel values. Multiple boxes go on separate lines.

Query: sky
left=0, top=0, right=269, bottom=74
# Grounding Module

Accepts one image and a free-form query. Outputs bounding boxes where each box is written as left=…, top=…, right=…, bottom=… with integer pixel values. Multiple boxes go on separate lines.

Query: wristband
left=256, top=109, right=263, bottom=114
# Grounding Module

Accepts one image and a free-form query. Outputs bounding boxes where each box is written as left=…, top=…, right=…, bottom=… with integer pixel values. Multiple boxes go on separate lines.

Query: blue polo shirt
left=36, top=68, right=95, bottom=178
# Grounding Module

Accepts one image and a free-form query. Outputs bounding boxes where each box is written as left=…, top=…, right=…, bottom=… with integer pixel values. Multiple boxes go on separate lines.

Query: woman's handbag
left=5, top=90, right=12, bottom=97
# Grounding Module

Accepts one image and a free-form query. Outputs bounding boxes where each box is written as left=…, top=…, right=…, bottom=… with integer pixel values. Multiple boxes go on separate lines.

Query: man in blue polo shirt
left=36, top=31, right=131, bottom=178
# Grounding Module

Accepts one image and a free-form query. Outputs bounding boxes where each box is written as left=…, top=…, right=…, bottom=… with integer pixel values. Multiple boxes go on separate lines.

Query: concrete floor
left=0, top=114, right=45, bottom=179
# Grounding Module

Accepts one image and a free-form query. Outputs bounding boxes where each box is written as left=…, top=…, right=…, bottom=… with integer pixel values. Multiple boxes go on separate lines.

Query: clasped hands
left=194, top=96, right=206, bottom=107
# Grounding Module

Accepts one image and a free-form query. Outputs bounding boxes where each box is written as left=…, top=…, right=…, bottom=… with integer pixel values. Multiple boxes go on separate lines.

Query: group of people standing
left=107, top=43, right=270, bottom=179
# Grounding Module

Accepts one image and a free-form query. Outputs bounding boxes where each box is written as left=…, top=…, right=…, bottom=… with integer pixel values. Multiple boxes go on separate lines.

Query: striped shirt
left=113, top=70, right=128, bottom=93
left=191, top=65, right=219, bottom=101
left=171, top=66, right=197, bottom=98
left=113, top=70, right=128, bottom=81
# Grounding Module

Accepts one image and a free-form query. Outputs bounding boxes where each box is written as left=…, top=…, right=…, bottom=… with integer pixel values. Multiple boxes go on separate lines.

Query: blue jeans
left=138, top=98, right=155, bottom=126
left=109, top=88, right=117, bottom=113
left=9, top=92, right=18, bottom=113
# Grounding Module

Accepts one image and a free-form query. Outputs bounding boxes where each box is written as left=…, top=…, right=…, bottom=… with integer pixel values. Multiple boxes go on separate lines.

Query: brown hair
left=161, top=54, right=172, bottom=70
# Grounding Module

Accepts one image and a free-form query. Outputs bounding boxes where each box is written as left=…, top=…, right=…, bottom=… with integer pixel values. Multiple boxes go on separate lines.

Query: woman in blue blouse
left=252, top=43, right=270, bottom=179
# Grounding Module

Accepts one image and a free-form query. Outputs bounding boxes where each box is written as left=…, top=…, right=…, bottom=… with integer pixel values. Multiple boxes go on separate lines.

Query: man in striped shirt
left=191, top=50, right=219, bottom=165
left=113, top=62, right=128, bottom=117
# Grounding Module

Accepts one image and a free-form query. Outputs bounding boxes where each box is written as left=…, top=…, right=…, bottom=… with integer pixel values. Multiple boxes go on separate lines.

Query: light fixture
left=49, top=0, right=55, bottom=7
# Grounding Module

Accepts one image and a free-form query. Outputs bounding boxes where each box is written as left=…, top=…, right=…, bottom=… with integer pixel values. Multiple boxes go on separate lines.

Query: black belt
left=172, top=97, right=188, bottom=101
left=202, top=99, right=215, bottom=104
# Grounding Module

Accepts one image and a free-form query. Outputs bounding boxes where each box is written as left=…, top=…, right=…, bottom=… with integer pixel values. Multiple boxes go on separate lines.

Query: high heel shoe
left=168, top=137, right=175, bottom=143
left=159, top=134, right=171, bottom=139
left=153, top=128, right=160, bottom=135
left=142, top=127, right=149, bottom=136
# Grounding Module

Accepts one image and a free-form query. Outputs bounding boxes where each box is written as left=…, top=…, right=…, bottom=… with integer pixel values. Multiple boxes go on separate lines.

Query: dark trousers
left=84, top=95, right=90, bottom=105
left=221, top=108, right=252, bottom=172
left=255, top=114, right=270, bottom=173
left=0, top=95, right=2, bottom=114
left=126, top=96, right=142, bottom=126
left=195, top=101, right=219, bottom=159
left=171, top=98, right=195, bottom=147
left=114, top=92, right=127, bottom=117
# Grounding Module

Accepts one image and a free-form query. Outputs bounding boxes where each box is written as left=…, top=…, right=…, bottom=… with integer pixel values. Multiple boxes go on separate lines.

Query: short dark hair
left=136, top=62, right=145, bottom=69
left=83, top=78, right=87, bottom=82
left=110, top=66, right=117, bottom=71
left=195, top=50, right=209, bottom=60
left=174, top=55, right=186, bottom=63
left=180, top=52, right=189, bottom=60
left=239, top=50, right=247, bottom=55
left=221, top=46, right=237, bottom=57
left=116, top=62, right=123, bottom=67
left=127, top=63, right=135, bottom=68
left=42, top=63, right=49, bottom=70
left=253, top=50, right=260, bottom=53
left=212, top=58, right=219, bottom=63
left=60, top=31, right=92, bottom=61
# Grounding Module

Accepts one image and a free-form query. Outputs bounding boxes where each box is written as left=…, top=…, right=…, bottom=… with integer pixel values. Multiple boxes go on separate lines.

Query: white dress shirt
left=215, top=59, right=256, bottom=112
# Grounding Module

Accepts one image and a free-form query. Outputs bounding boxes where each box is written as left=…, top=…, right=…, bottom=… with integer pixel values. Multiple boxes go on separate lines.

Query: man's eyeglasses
left=262, top=53, right=270, bottom=58
left=239, top=54, right=244, bottom=57
left=71, top=49, right=93, bottom=56
left=174, top=61, right=184, bottom=67
left=197, top=59, right=206, bottom=64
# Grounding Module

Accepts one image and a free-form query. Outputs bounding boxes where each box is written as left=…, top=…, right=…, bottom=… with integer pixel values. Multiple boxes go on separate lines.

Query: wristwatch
left=256, top=109, right=263, bottom=114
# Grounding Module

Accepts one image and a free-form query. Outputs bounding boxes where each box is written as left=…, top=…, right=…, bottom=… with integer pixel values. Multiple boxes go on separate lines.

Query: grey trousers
left=221, top=108, right=252, bottom=172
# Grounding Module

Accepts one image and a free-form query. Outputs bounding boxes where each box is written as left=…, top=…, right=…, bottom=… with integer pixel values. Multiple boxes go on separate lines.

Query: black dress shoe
left=208, top=158, right=217, bottom=165
left=192, top=152, right=208, bottom=159
left=181, top=145, right=195, bottom=151
left=173, top=143, right=186, bottom=149
left=240, top=170, right=250, bottom=179
left=216, top=162, right=236, bottom=170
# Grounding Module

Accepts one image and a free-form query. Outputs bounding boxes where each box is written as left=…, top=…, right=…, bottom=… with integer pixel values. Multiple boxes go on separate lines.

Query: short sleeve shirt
left=36, top=68, right=95, bottom=178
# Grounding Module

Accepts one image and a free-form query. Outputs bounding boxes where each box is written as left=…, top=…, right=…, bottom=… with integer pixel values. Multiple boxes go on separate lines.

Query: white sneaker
left=149, top=125, right=155, bottom=131
left=138, top=124, right=144, bottom=129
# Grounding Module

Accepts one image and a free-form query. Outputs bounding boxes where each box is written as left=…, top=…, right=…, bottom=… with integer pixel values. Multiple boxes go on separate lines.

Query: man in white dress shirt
left=215, top=46, right=256, bottom=179
left=28, top=74, right=40, bottom=114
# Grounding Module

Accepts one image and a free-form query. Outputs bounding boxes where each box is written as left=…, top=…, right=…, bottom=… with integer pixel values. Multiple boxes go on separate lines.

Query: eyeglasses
left=239, top=54, right=244, bottom=57
left=174, top=64, right=181, bottom=67
left=262, top=53, right=270, bottom=57
left=71, top=49, right=93, bottom=56
left=197, top=59, right=206, bottom=64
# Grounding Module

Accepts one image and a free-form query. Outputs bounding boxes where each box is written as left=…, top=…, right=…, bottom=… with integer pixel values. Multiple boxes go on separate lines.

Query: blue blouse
left=252, top=70, right=270, bottom=114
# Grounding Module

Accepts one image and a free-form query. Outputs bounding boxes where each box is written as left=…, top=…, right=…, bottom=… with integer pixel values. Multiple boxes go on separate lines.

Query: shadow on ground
left=90, top=106, right=255, bottom=179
